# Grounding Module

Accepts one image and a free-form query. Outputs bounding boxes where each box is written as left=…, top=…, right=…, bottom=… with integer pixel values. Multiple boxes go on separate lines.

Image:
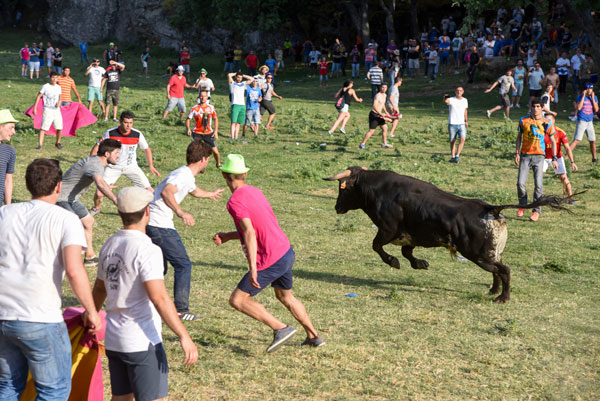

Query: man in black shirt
left=101, top=60, right=125, bottom=121
left=466, top=45, right=480, bottom=84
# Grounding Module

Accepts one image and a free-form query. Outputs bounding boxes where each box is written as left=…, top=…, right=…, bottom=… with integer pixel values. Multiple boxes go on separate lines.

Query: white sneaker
left=515, top=104, right=520, bottom=108
left=568, top=116, right=577, bottom=121
left=510, top=104, right=514, bottom=108
left=486, top=110, right=491, bottom=119
left=382, top=143, right=393, bottom=148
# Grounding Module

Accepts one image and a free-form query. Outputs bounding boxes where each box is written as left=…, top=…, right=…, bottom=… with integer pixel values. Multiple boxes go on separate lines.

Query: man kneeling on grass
left=213, top=154, right=324, bottom=352
left=90, top=186, right=198, bottom=401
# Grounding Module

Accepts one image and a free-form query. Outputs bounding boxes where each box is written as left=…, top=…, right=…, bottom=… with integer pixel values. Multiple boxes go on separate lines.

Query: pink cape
left=24, top=100, right=98, bottom=137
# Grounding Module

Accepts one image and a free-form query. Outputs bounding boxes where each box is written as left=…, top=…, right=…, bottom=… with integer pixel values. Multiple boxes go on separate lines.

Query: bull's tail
left=486, top=191, right=585, bottom=217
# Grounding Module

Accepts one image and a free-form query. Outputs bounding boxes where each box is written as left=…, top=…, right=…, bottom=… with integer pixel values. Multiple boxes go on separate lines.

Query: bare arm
left=64, top=245, right=102, bottom=334
left=563, top=141, right=578, bottom=171
left=350, top=89, right=362, bottom=102
left=485, top=81, right=499, bottom=93
left=213, top=230, right=241, bottom=245
left=464, top=109, right=468, bottom=127
left=143, top=148, right=160, bottom=177
left=100, top=77, right=106, bottom=91
left=186, top=118, right=192, bottom=136
left=90, top=142, right=99, bottom=156
left=145, top=279, right=198, bottom=366
left=238, top=218, right=259, bottom=288
left=227, top=72, right=235, bottom=84
left=4, top=174, right=13, bottom=205
left=162, top=183, right=194, bottom=226
left=93, top=174, right=118, bottom=204
left=166, top=84, right=172, bottom=98
left=515, top=131, right=522, bottom=166
left=189, top=186, right=224, bottom=201
left=33, top=92, right=43, bottom=115
left=213, top=115, right=219, bottom=139
left=72, top=84, right=82, bottom=103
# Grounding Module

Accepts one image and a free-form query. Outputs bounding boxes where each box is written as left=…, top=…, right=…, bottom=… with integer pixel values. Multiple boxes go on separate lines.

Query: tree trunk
left=344, top=0, right=370, bottom=45
left=379, top=0, right=396, bottom=43
left=410, top=0, right=419, bottom=40
left=564, top=0, right=600, bottom=66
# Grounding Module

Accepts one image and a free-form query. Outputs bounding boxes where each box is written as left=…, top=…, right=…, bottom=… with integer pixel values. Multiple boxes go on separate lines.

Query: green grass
left=1, top=29, right=599, bottom=400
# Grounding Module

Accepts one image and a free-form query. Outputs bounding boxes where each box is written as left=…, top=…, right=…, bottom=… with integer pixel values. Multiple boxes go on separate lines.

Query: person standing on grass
left=541, top=67, right=560, bottom=107
left=90, top=187, right=198, bottom=401
left=515, top=100, right=558, bottom=222
left=245, top=50, right=259, bottom=76
left=511, top=59, right=527, bottom=108
left=350, top=45, right=360, bottom=78
left=444, top=87, right=469, bottom=163
left=367, top=61, right=383, bottom=100
left=260, top=73, right=283, bottom=130
left=90, top=110, right=160, bottom=215
left=543, top=115, right=578, bottom=202
left=328, top=79, right=363, bottom=135
left=485, top=68, right=517, bottom=120
left=309, top=47, right=321, bottom=77
left=0, top=158, right=102, bottom=401
left=527, top=61, right=545, bottom=109
left=213, top=154, right=324, bottom=353
left=179, top=46, right=191, bottom=81
left=146, top=141, right=224, bottom=322
left=56, top=66, right=82, bottom=107
left=233, top=44, right=243, bottom=72
left=428, top=45, right=438, bottom=82
left=245, top=79, right=263, bottom=137
left=387, top=76, right=403, bottom=138
left=555, top=52, right=570, bottom=94
left=52, top=47, right=62, bottom=75
left=57, top=139, right=121, bottom=265
left=19, top=42, right=30, bottom=77
left=570, top=83, right=598, bottom=162
left=79, top=40, right=89, bottom=64
left=224, top=46, right=234, bottom=74
left=319, top=56, right=329, bottom=87
left=45, top=42, right=54, bottom=77
left=359, top=83, right=393, bottom=149
left=466, top=45, right=481, bottom=84
left=193, top=68, right=215, bottom=104
left=162, top=66, right=193, bottom=121
left=101, top=59, right=125, bottom=122
left=187, top=90, right=221, bottom=167
left=28, top=42, right=40, bottom=80
left=274, top=45, right=284, bottom=74
left=540, top=85, right=557, bottom=118
left=85, top=58, right=106, bottom=116
left=228, top=72, right=253, bottom=141
left=33, top=71, right=63, bottom=151
left=141, top=47, right=150, bottom=78
left=0, top=110, right=17, bottom=206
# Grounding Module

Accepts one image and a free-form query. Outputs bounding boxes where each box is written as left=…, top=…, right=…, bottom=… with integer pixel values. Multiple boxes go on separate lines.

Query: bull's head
left=322, top=166, right=367, bottom=214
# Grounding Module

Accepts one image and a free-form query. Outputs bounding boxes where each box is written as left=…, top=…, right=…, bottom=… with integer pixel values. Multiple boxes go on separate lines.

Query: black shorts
left=192, top=132, right=217, bottom=148
left=529, top=89, right=542, bottom=98
left=368, top=111, right=386, bottom=129
left=260, top=99, right=276, bottom=115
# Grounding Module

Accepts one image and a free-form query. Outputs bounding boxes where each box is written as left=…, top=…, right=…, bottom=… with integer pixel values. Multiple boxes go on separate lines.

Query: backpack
left=335, top=90, right=346, bottom=111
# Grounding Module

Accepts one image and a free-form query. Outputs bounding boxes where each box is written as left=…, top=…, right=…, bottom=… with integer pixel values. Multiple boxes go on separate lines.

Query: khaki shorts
left=106, top=89, right=120, bottom=105
left=41, top=107, right=63, bottom=131
left=574, top=120, right=596, bottom=142
left=104, top=164, right=151, bottom=188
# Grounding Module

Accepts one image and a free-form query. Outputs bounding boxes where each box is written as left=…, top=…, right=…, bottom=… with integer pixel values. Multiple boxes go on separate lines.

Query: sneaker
left=83, top=257, right=99, bottom=266
left=35, top=145, right=42, bottom=151
left=593, top=158, right=598, bottom=163
left=529, top=211, right=540, bottom=222
left=516, top=208, right=525, bottom=217
left=486, top=110, right=491, bottom=119
left=301, top=335, right=325, bottom=347
left=266, top=325, right=296, bottom=353
left=449, top=156, right=457, bottom=163
left=568, top=116, right=577, bottom=121
left=382, top=143, right=393, bottom=148
left=103, top=117, right=108, bottom=121
left=455, top=155, right=460, bottom=163
left=178, top=312, right=204, bottom=321
left=510, top=104, right=514, bottom=108
left=55, top=142, right=63, bottom=150
left=112, top=118, right=118, bottom=122
left=328, top=130, right=333, bottom=136
left=568, top=199, right=576, bottom=205
left=358, top=143, right=366, bottom=149
left=90, top=207, right=101, bottom=216
left=216, top=163, right=223, bottom=168
left=340, top=128, right=346, bottom=134
left=515, top=104, right=520, bottom=108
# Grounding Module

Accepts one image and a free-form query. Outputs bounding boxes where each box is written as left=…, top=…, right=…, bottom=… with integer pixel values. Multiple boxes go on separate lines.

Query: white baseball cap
left=117, top=187, right=154, bottom=213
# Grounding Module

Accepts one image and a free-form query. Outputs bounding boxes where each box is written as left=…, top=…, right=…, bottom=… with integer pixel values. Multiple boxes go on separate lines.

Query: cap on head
left=219, top=154, right=250, bottom=174
left=109, top=42, right=115, bottom=46
left=0, top=109, right=18, bottom=125
left=177, top=65, right=185, bottom=72
left=200, top=68, right=207, bottom=73
left=117, top=187, right=153, bottom=213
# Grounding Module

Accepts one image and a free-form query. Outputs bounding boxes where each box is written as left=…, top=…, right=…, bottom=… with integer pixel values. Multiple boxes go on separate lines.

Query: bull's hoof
left=493, top=295, right=510, bottom=303
left=488, top=286, right=501, bottom=295
left=389, top=257, right=401, bottom=269
left=411, top=259, right=429, bottom=270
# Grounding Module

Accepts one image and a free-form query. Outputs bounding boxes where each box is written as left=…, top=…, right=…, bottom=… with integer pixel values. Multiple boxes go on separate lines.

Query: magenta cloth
left=24, top=100, right=97, bottom=137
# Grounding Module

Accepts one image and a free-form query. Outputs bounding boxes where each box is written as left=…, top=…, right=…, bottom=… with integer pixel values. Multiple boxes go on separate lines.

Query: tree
left=564, top=0, right=600, bottom=66
left=343, top=0, right=371, bottom=45
left=379, top=0, right=397, bottom=43
left=409, top=0, right=419, bottom=40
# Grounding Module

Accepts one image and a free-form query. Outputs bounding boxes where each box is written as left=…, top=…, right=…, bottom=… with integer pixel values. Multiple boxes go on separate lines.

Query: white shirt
left=484, top=40, right=495, bottom=58
left=309, top=50, right=321, bottom=63
left=528, top=68, right=545, bottom=90
left=40, top=83, right=62, bottom=109
left=0, top=200, right=86, bottom=323
left=101, top=127, right=149, bottom=168
left=447, top=97, right=468, bottom=125
left=195, top=77, right=214, bottom=98
left=571, top=54, right=583, bottom=71
left=229, top=82, right=246, bottom=106
left=556, top=58, right=570, bottom=75
left=148, top=166, right=197, bottom=229
left=87, top=66, right=106, bottom=87
left=98, top=229, right=164, bottom=352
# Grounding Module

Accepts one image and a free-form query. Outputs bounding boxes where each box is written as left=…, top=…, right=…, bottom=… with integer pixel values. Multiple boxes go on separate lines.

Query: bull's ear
left=340, top=181, right=347, bottom=189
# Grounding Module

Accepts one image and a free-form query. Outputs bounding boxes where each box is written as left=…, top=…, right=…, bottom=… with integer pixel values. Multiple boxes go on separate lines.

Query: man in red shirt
left=245, top=50, right=258, bottom=76
left=543, top=115, right=578, bottom=202
left=186, top=90, right=221, bottom=167
left=213, top=154, right=324, bottom=352
left=162, top=65, right=193, bottom=120
left=179, top=46, right=191, bottom=80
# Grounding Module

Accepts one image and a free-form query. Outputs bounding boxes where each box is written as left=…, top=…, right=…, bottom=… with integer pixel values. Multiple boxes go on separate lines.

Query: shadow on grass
left=163, top=331, right=253, bottom=357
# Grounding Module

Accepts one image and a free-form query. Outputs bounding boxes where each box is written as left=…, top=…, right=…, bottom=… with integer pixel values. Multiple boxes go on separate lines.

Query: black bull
left=324, top=166, right=572, bottom=303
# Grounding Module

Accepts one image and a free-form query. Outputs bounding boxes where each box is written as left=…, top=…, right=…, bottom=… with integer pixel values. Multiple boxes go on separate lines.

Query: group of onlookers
left=19, top=41, right=63, bottom=79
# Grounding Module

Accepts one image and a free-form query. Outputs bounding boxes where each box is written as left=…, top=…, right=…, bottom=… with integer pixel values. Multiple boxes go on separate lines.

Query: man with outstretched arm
left=213, top=154, right=324, bottom=352
left=359, top=83, right=393, bottom=149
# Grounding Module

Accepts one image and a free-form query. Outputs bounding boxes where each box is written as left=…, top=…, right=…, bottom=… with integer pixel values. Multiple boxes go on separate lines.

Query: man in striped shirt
left=367, top=61, right=384, bottom=101
left=0, top=110, right=17, bottom=206
left=56, top=66, right=82, bottom=106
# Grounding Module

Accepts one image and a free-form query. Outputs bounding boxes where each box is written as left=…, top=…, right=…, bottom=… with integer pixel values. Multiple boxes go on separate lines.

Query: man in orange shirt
left=514, top=99, right=558, bottom=222
left=56, top=66, right=82, bottom=106
left=186, top=90, right=221, bottom=167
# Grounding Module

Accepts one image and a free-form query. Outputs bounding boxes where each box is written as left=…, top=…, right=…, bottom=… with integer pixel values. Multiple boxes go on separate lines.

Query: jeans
left=517, top=154, right=544, bottom=213
left=365, top=61, right=373, bottom=73
left=467, top=64, right=477, bottom=83
left=223, top=61, right=234, bottom=73
left=352, top=63, right=359, bottom=77
left=429, top=64, right=437, bottom=80
left=146, top=225, right=192, bottom=313
left=0, top=321, right=71, bottom=401
left=80, top=52, right=89, bottom=64
left=370, top=84, right=381, bottom=100
left=572, top=72, right=580, bottom=92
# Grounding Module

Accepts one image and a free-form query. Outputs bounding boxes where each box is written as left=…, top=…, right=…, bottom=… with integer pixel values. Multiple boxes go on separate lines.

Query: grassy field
left=1, top=30, right=599, bottom=400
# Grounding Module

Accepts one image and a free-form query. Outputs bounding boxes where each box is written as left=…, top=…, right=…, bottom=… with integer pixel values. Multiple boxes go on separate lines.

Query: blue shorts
left=237, top=247, right=294, bottom=296
left=448, top=124, right=466, bottom=142
left=439, top=54, right=449, bottom=65
left=245, top=108, right=261, bottom=125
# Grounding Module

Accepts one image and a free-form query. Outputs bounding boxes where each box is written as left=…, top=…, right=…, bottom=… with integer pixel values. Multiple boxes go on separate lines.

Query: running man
left=543, top=115, right=578, bottom=201
left=187, top=90, right=221, bottom=167
left=359, top=83, right=393, bottom=149
left=485, top=68, right=517, bottom=120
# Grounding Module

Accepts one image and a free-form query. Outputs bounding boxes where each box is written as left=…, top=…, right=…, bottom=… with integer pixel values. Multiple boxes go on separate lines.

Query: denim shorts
left=57, top=200, right=89, bottom=219
left=237, top=247, right=294, bottom=296
left=165, top=97, right=186, bottom=113
left=448, top=124, right=466, bottom=142
left=245, top=108, right=261, bottom=125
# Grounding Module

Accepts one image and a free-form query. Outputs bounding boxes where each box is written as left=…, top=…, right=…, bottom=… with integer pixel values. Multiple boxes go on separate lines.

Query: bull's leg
left=473, top=259, right=511, bottom=303
left=401, top=246, right=429, bottom=270
left=373, top=229, right=400, bottom=268
left=489, top=273, right=501, bottom=295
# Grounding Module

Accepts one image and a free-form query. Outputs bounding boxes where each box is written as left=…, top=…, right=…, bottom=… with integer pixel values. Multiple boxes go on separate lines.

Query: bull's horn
left=322, top=169, right=352, bottom=181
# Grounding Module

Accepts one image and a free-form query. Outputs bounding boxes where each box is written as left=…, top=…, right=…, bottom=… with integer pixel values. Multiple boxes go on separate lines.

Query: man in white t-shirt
left=527, top=62, right=545, bottom=108
left=32, top=71, right=62, bottom=151
left=91, top=186, right=197, bottom=401
left=0, top=158, right=102, bottom=400
left=308, top=49, right=321, bottom=76
left=227, top=71, right=253, bottom=141
left=485, top=69, right=517, bottom=119
left=85, top=58, right=106, bottom=115
left=555, top=52, right=570, bottom=94
left=570, top=48, right=585, bottom=93
left=193, top=68, right=215, bottom=103
left=146, top=141, right=224, bottom=321
left=89, top=110, right=160, bottom=215
left=444, top=87, right=469, bottom=163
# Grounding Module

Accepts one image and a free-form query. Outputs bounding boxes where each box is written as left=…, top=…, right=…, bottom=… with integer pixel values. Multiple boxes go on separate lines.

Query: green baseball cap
left=200, top=68, right=207, bottom=73
left=0, top=109, right=18, bottom=124
left=220, top=154, right=250, bottom=174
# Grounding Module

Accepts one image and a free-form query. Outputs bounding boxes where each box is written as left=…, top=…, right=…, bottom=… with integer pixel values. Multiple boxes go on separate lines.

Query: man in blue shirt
left=438, top=36, right=451, bottom=74
left=265, top=54, right=277, bottom=75
left=245, top=80, right=263, bottom=137
left=570, top=83, right=599, bottom=162
left=79, top=41, right=89, bottom=64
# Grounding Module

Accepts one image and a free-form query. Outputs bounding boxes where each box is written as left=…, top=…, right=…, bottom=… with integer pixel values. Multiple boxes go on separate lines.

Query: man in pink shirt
left=213, top=154, right=324, bottom=352
left=162, top=65, right=193, bottom=120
